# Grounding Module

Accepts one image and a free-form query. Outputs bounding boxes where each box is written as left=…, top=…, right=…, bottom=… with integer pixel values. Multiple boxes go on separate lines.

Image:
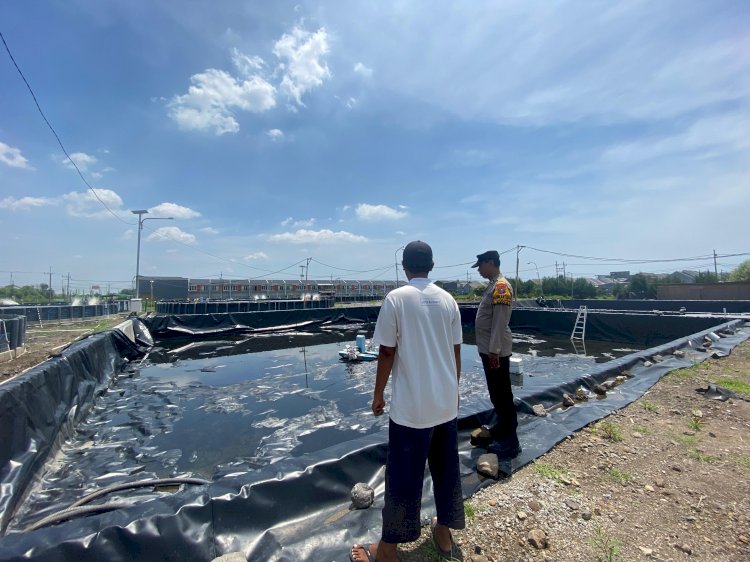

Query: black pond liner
left=0, top=310, right=747, bottom=561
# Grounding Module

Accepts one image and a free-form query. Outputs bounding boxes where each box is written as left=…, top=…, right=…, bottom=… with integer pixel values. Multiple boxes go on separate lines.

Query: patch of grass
left=673, top=434, right=698, bottom=446
left=666, top=364, right=702, bottom=379
left=589, top=525, right=621, bottom=562
left=464, top=501, right=476, bottom=521
left=632, top=425, right=651, bottom=435
left=534, top=462, right=570, bottom=483
left=606, top=468, right=633, bottom=485
left=736, top=455, right=750, bottom=470
left=640, top=400, right=659, bottom=413
left=710, top=378, right=750, bottom=396
left=688, top=450, right=718, bottom=463
left=687, top=417, right=705, bottom=432
left=595, top=421, right=624, bottom=442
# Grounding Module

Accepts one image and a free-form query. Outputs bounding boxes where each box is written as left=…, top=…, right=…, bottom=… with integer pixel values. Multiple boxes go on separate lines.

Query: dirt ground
left=396, top=338, right=750, bottom=562
left=0, top=315, right=129, bottom=383
left=2, top=320, right=749, bottom=561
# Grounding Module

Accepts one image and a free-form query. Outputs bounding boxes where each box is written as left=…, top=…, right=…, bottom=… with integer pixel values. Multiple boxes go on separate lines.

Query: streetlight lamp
left=527, top=261, right=543, bottom=298
left=394, top=245, right=405, bottom=288
left=131, top=210, right=174, bottom=299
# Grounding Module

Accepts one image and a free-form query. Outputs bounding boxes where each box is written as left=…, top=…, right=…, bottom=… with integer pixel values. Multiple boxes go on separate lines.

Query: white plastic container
left=509, top=356, right=523, bottom=387
left=356, top=334, right=366, bottom=353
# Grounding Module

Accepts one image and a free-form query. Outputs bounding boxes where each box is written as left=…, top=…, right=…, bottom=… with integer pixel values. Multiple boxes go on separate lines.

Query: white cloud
left=168, top=69, right=277, bottom=135
left=281, top=216, right=315, bottom=228
left=267, top=128, right=284, bottom=141
left=244, top=251, right=268, bottom=260
left=345, top=97, right=357, bottom=109
left=268, top=229, right=368, bottom=243
left=355, top=203, right=408, bottom=221
left=64, top=152, right=97, bottom=171
left=200, top=226, right=219, bottom=234
left=148, top=202, right=201, bottom=219
left=0, top=196, right=54, bottom=211
left=601, top=112, right=750, bottom=165
left=63, top=188, right=124, bottom=219
left=353, top=62, right=373, bottom=78
left=231, top=48, right=266, bottom=76
left=120, top=229, right=135, bottom=240
left=338, top=3, right=750, bottom=126
left=273, top=27, right=331, bottom=106
left=146, top=226, right=197, bottom=244
left=0, top=142, right=31, bottom=169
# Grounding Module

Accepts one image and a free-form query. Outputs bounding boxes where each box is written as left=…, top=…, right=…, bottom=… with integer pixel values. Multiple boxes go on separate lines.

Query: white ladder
left=36, top=306, right=43, bottom=328
left=570, top=305, right=587, bottom=344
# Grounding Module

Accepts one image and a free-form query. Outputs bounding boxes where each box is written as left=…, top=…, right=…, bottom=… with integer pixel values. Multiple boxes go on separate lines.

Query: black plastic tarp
left=0, top=314, right=748, bottom=561
left=144, top=307, right=381, bottom=337
left=542, top=298, right=750, bottom=314
left=0, top=315, right=26, bottom=352
left=0, top=319, right=145, bottom=533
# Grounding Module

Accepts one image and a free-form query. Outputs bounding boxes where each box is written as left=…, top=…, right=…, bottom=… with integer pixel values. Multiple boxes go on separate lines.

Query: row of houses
left=137, top=276, right=399, bottom=302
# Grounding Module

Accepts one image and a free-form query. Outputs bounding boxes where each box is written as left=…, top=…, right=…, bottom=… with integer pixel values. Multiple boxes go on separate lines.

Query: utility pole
left=305, top=257, right=311, bottom=281
left=514, top=245, right=524, bottom=302
left=713, top=249, right=718, bottom=281
left=66, top=273, right=71, bottom=301
left=48, top=266, right=53, bottom=303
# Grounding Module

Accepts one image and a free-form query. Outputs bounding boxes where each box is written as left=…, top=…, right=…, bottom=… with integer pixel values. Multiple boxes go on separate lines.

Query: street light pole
left=527, top=261, right=543, bottom=298
left=394, top=245, right=405, bottom=288
left=131, top=210, right=174, bottom=299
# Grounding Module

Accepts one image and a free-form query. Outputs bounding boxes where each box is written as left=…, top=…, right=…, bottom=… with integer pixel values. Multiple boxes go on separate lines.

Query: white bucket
left=355, top=334, right=366, bottom=353
left=509, top=356, right=523, bottom=374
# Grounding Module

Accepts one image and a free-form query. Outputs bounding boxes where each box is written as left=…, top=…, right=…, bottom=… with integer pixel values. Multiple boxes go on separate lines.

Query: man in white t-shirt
left=350, top=241, right=465, bottom=562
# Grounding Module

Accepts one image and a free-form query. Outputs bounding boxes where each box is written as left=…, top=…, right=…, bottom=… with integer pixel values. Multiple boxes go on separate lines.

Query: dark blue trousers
left=479, top=353, right=519, bottom=440
left=381, top=418, right=465, bottom=544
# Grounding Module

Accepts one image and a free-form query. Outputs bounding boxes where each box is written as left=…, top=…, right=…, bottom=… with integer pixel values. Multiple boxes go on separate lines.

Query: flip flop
left=431, top=517, right=463, bottom=561
left=350, top=543, right=377, bottom=562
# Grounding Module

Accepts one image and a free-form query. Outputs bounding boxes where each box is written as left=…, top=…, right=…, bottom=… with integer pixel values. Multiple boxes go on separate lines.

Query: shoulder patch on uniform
left=492, top=279, right=512, bottom=305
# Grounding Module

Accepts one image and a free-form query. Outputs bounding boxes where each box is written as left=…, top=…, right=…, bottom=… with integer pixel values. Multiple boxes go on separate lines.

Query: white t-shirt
left=372, top=278, right=463, bottom=428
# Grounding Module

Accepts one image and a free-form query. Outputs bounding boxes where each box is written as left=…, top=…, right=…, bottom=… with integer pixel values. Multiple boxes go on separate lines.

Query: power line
left=0, top=29, right=131, bottom=225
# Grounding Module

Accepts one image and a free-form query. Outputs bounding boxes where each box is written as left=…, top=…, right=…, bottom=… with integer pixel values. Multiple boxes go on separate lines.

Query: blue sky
left=1, top=1, right=749, bottom=293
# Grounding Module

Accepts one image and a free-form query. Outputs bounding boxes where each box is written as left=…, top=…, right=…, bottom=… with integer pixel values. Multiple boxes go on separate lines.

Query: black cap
left=471, top=250, right=499, bottom=268
left=402, top=240, right=434, bottom=270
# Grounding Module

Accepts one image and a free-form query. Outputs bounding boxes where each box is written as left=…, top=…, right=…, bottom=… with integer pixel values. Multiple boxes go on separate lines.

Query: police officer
left=472, top=250, right=521, bottom=457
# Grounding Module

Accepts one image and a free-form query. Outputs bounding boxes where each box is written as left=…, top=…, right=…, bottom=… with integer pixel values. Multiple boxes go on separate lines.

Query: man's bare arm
left=372, top=344, right=396, bottom=416
left=454, top=344, right=461, bottom=382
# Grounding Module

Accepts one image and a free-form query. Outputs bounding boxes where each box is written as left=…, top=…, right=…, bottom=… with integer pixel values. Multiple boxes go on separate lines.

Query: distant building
left=609, top=271, right=631, bottom=282
left=138, top=276, right=396, bottom=301
left=439, top=280, right=484, bottom=295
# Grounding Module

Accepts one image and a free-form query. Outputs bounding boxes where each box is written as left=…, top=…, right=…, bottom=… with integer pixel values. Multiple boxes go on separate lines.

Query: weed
left=632, top=425, right=651, bottom=435
left=737, top=455, right=750, bottom=470
left=688, top=450, right=718, bottom=463
left=589, top=525, right=621, bottom=562
left=606, top=468, right=633, bottom=485
left=464, top=501, right=476, bottom=521
left=596, top=421, right=624, bottom=442
left=640, top=400, right=659, bottom=413
left=673, top=434, right=698, bottom=447
left=534, top=462, right=570, bottom=483
left=667, top=364, right=701, bottom=379
left=711, top=378, right=750, bottom=396
left=687, top=418, right=705, bottom=432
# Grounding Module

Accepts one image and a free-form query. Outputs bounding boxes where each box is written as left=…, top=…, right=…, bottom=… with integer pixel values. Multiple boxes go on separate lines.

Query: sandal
left=431, top=517, right=463, bottom=561
left=350, top=543, right=377, bottom=562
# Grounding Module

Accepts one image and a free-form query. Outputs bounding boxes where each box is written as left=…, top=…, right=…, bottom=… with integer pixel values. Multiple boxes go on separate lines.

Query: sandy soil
left=395, top=338, right=750, bottom=562
left=0, top=315, right=129, bottom=384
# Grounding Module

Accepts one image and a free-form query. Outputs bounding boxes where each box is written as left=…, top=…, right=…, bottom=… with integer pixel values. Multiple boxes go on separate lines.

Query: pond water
left=9, top=326, right=642, bottom=530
